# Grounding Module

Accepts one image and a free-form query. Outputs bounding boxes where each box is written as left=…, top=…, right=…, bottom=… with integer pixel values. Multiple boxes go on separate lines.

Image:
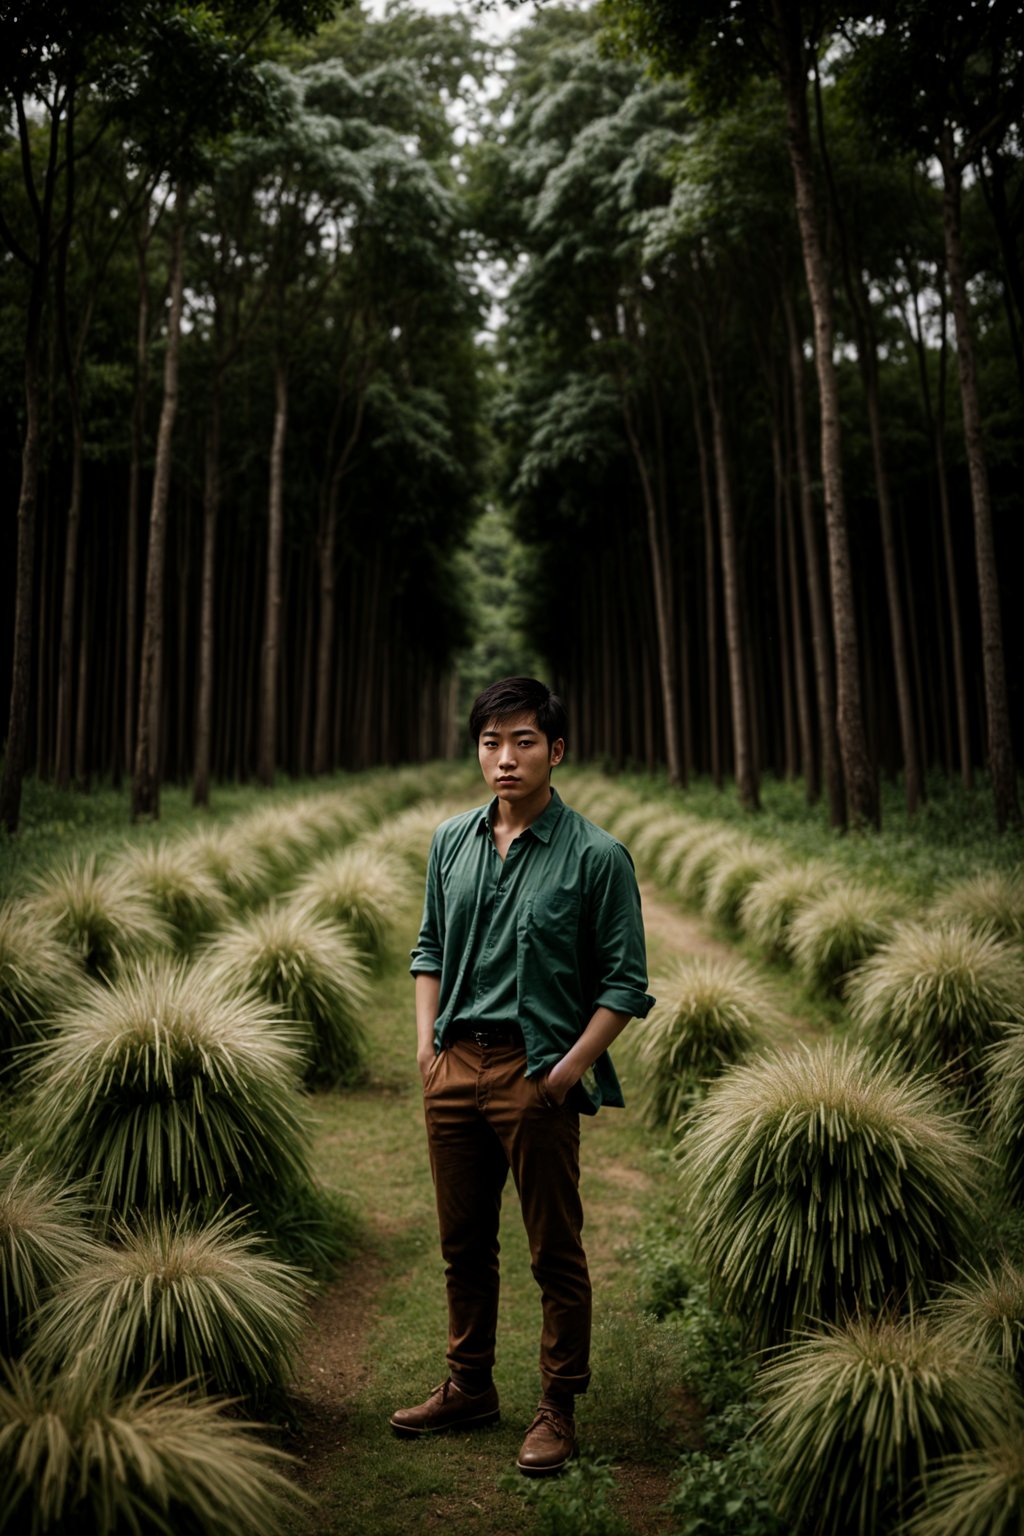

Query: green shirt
left=410, top=787, right=654, bottom=1114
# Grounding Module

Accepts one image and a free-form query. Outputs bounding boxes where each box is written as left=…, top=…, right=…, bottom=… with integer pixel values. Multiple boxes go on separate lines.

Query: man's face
left=477, top=712, right=564, bottom=805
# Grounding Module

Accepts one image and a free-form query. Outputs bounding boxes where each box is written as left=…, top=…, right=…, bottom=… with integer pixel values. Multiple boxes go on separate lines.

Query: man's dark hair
left=469, top=677, right=568, bottom=750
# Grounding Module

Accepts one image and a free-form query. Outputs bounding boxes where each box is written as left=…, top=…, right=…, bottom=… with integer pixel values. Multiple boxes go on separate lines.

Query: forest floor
left=282, top=880, right=817, bottom=1535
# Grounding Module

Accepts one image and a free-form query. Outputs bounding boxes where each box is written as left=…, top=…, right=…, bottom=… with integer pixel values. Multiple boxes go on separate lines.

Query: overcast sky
left=363, top=0, right=538, bottom=43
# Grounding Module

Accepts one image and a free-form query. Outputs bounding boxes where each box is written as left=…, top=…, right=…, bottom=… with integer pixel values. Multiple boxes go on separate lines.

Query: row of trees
left=488, top=2, right=1022, bottom=829
left=0, top=2, right=482, bottom=830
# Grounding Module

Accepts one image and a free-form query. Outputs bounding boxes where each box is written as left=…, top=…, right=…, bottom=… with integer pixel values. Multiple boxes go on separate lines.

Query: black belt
left=448, top=1022, right=524, bottom=1048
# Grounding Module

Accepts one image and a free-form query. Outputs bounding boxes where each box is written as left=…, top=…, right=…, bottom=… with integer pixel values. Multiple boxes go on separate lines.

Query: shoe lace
left=528, top=1405, right=573, bottom=1436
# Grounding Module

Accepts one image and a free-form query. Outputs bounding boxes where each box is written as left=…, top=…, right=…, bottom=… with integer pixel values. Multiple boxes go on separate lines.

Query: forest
left=1, top=0, right=1022, bottom=835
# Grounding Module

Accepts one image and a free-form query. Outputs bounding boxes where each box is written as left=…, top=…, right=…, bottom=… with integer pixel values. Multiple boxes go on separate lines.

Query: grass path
left=284, top=881, right=816, bottom=1534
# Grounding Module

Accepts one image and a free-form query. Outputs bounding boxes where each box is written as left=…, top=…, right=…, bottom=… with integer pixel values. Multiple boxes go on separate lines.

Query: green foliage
left=639, top=955, right=776, bottom=1127
left=683, top=1041, right=981, bottom=1346
left=0, top=1362, right=304, bottom=1536
left=28, top=959, right=311, bottom=1223
left=25, top=854, right=170, bottom=977
left=0, top=903, right=83, bottom=1061
left=289, top=845, right=405, bottom=964
left=759, top=1316, right=1015, bottom=1536
left=586, top=1309, right=685, bottom=1458
left=930, top=871, right=1024, bottom=947
left=29, top=1210, right=307, bottom=1399
left=0, top=1153, right=99, bottom=1357
left=848, top=921, right=1024, bottom=1096
left=201, top=903, right=370, bottom=1086
left=503, top=1456, right=631, bottom=1536
left=903, top=1428, right=1024, bottom=1536
left=786, top=882, right=901, bottom=993
left=932, top=1261, right=1024, bottom=1383
left=667, top=1437, right=788, bottom=1536
left=112, top=840, right=230, bottom=949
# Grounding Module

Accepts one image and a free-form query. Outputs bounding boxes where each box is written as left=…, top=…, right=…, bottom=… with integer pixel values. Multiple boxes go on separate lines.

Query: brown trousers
left=422, top=1035, right=591, bottom=1397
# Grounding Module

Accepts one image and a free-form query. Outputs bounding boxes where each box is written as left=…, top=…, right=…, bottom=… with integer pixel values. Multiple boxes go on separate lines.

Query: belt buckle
left=472, top=1029, right=490, bottom=1047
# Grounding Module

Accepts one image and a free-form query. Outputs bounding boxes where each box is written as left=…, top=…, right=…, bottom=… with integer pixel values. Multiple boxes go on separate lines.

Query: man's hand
left=418, top=1049, right=436, bottom=1086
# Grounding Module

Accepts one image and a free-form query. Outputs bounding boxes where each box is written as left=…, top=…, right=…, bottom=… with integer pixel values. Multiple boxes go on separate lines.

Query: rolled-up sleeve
left=409, top=831, right=444, bottom=975
left=588, top=842, right=655, bottom=1018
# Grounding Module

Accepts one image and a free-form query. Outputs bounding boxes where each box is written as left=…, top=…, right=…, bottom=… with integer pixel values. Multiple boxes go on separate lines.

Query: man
left=390, top=676, right=654, bottom=1476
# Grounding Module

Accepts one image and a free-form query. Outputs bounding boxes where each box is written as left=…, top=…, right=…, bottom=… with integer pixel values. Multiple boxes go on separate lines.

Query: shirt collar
left=475, top=786, right=565, bottom=843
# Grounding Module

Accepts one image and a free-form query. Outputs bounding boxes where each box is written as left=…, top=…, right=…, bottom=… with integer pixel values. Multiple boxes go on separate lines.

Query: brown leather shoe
left=390, top=1378, right=500, bottom=1437
left=516, top=1405, right=577, bottom=1476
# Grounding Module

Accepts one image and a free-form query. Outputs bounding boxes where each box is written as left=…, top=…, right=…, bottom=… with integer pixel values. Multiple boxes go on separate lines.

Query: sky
left=363, top=0, right=538, bottom=43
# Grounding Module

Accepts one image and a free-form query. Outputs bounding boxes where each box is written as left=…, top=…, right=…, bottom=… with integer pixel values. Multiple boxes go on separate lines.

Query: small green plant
left=200, top=903, right=370, bottom=1086
left=902, top=1425, right=1024, bottom=1536
left=25, top=853, right=170, bottom=976
left=0, top=1152, right=99, bottom=1356
left=786, top=881, right=900, bottom=992
left=0, top=902, right=83, bottom=1061
left=0, top=1361, right=304, bottom=1536
left=759, top=1315, right=1013, bottom=1536
left=932, top=1260, right=1024, bottom=1381
left=639, top=956, right=776, bottom=1128
left=848, top=921, right=1024, bottom=1097
left=738, top=860, right=837, bottom=955
left=701, top=843, right=783, bottom=929
left=683, top=1041, right=981, bottom=1346
left=289, top=845, right=405, bottom=964
left=931, top=870, right=1024, bottom=947
left=501, top=1456, right=631, bottom=1536
left=584, top=1309, right=685, bottom=1458
left=29, top=1210, right=307, bottom=1399
left=113, top=840, right=230, bottom=949
left=669, top=1281, right=756, bottom=1414
left=28, top=959, right=311, bottom=1224
left=668, top=1438, right=788, bottom=1536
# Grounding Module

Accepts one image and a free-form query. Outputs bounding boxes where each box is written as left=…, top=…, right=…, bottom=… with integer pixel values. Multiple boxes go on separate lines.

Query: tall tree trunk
left=773, top=0, right=877, bottom=826
left=125, top=215, right=153, bottom=787
left=771, top=410, right=797, bottom=778
left=192, top=380, right=221, bottom=807
left=941, top=132, right=1020, bottom=830
left=698, top=329, right=759, bottom=809
left=782, top=373, right=816, bottom=796
left=686, top=366, right=721, bottom=788
left=258, top=354, right=289, bottom=786
left=781, top=286, right=844, bottom=824
left=73, top=545, right=91, bottom=791
left=132, top=184, right=189, bottom=820
left=621, top=392, right=682, bottom=786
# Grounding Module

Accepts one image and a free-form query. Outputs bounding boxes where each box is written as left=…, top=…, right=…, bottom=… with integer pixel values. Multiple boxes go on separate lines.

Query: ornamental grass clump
left=0, top=902, right=82, bottom=1060
left=653, top=822, right=710, bottom=886
left=675, top=828, right=745, bottom=907
left=113, top=840, right=230, bottom=950
left=0, top=1153, right=100, bottom=1356
left=903, top=1427, right=1024, bottom=1536
left=359, top=801, right=455, bottom=880
left=0, top=1362, right=303, bottom=1536
left=28, top=960, right=311, bottom=1224
left=738, top=861, right=838, bottom=956
left=932, top=1261, right=1024, bottom=1382
left=201, top=904, right=370, bottom=1086
left=289, top=845, right=405, bottom=964
left=639, top=956, right=778, bottom=1128
left=183, top=823, right=277, bottom=908
left=984, top=1023, right=1024, bottom=1205
left=630, top=813, right=690, bottom=871
left=683, top=1040, right=980, bottom=1347
left=26, top=853, right=169, bottom=977
left=786, top=881, right=899, bottom=993
left=759, top=1315, right=1013, bottom=1536
left=931, top=870, right=1024, bottom=947
left=848, top=921, right=1024, bottom=1098
left=702, top=842, right=783, bottom=929
left=30, top=1211, right=307, bottom=1400
left=230, top=802, right=326, bottom=887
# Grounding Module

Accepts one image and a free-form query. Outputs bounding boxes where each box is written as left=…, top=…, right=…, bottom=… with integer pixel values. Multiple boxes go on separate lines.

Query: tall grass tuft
left=289, top=846, right=405, bottom=964
left=0, top=1362, right=304, bottom=1536
left=0, top=1152, right=100, bottom=1355
left=701, top=842, right=783, bottom=929
left=0, top=902, right=83, bottom=1059
left=113, top=840, right=230, bottom=949
left=28, top=960, right=311, bottom=1223
left=30, top=1210, right=307, bottom=1399
left=786, top=881, right=900, bottom=992
left=683, top=1040, right=980, bottom=1346
left=25, top=853, right=170, bottom=976
left=653, top=822, right=709, bottom=886
left=903, top=1427, right=1024, bottom=1536
left=932, top=1261, right=1024, bottom=1382
left=639, top=957, right=777, bottom=1127
left=183, top=823, right=277, bottom=908
left=630, top=814, right=692, bottom=871
left=358, top=801, right=454, bottom=880
left=848, top=921, right=1024, bottom=1096
left=985, top=1022, right=1024, bottom=1205
left=201, top=904, right=370, bottom=1086
left=931, top=870, right=1024, bottom=947
left=675, top=828, right=744, bottom=906
left=229, top=801, right=327, bottom=889
left=738, top=860, right=838, bottom=956
left=759, top=1315, right=1013, bottom=1536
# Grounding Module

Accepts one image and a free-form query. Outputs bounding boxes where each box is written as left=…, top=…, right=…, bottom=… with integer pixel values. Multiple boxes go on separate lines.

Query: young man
left=390, top=676, right=653, bottom=1475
